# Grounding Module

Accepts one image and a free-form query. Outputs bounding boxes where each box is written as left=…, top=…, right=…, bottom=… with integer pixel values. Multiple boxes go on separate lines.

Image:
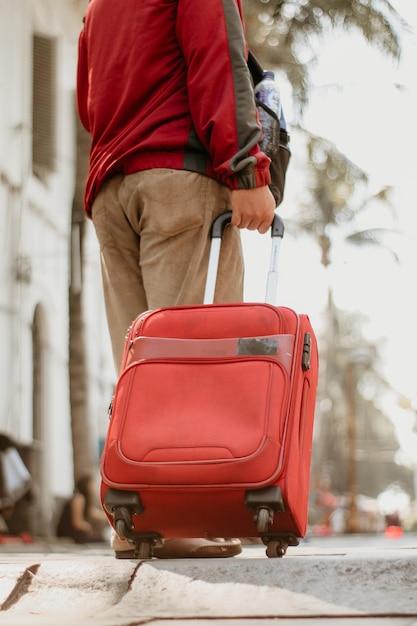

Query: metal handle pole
left=203, top=212, right=233, bottom=304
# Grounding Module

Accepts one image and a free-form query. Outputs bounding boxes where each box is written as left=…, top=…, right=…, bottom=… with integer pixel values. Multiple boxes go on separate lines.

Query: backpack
left=248, top=51, right=291, bottom=207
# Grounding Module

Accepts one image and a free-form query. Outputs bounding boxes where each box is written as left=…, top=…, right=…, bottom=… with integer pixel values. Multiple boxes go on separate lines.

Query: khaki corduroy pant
left=91, top=169, right=244, bottom=370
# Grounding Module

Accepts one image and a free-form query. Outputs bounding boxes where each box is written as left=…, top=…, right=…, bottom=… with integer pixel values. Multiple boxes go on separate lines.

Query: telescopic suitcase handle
left=203, top=210, right=285, bottom=305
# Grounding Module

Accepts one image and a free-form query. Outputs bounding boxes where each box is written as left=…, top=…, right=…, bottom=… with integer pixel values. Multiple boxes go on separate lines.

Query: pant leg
left=119, top=169, right=243, bottom=311
left=92, top=169, right=244, bottom=370
left=91, top=175, right=148, bottom=370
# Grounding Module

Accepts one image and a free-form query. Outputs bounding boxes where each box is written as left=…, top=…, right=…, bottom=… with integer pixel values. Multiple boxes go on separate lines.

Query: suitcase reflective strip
left=124, top=334, right=294, bottom=371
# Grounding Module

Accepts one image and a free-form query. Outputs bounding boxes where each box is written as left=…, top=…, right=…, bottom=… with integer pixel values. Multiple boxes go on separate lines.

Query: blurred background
left=0, top=0, right=416, bottom=542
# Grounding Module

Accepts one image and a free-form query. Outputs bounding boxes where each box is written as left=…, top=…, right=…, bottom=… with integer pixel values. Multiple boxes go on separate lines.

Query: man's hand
left=230, top=186, right=276, bottom=234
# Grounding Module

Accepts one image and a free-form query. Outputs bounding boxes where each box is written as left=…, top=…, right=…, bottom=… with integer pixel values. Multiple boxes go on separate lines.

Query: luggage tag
left=237, top=336, right=279, bottom=356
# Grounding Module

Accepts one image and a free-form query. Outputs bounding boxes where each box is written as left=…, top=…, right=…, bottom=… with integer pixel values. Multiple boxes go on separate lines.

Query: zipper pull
left=302, top=333, right=311, bottom=371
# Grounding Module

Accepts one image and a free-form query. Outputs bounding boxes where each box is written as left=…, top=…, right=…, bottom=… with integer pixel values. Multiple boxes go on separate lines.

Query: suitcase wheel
left=135, top=541, right=153, bottom=560
left=115, top=515, right=132, bottom=540
left=262, top=534, right=299, bottom=558
left=256, top=506, right=274, bottom=533
left=245, top=486, right=285, bottom=534
left=265, top=539, right=287, bottom=558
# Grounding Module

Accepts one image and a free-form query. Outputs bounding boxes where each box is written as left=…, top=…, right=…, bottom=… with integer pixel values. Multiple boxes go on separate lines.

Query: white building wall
left=0, top=0, right=31, bottom=442
left=0, top=0, right=116, bottom=536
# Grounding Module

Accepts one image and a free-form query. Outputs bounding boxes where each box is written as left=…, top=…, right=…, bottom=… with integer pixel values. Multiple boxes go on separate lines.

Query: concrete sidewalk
left=0, top=535, right=417, bottom=626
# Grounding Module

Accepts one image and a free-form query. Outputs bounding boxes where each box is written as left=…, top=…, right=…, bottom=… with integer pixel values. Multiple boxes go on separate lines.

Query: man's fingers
left=257, top=220, right=272, bottom=235
left=231, top=210, right=273, bottom=234
left=230, top=211, right=243, bottom=228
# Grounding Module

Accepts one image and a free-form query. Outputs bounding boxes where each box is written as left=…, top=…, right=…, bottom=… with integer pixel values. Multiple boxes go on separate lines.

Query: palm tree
left=296, top=133, right=399, bottom=267
left=243, top=0, right=408, bottom=114
left=310, top=303, right=414, bottom=509
left=295, top=136, right=408, bottom=518
left=243, top=0, right=408, bottom=512
left=289, top=132, right=398, bottom=386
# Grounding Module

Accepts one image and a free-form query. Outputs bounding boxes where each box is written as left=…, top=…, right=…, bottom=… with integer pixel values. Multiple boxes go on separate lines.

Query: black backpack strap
left=247, top=50, right=264, bottom=85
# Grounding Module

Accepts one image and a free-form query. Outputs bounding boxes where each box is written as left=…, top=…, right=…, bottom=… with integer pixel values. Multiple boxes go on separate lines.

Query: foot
left=112, top=533, right=242, bottom=559
left=154, top=537, right=242, bottom=559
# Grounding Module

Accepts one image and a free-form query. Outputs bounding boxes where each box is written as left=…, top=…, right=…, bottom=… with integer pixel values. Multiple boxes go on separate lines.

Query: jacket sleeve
left=76, top=28, right=91, bottom=133
left=176, top=0, right=271, bottom=190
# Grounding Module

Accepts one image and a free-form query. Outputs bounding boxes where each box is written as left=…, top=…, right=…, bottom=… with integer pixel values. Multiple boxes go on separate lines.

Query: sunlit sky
left=242, top=1, right=417, bottom=469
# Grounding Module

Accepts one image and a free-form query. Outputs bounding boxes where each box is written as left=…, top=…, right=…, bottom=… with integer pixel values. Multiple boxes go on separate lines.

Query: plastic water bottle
left=255, top=70, right=281, bottom=158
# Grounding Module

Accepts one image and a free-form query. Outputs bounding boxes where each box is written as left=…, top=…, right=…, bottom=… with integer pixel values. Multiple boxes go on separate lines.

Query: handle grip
left=204, top=211, right=285, bottom=305
left=210, top=210, right=284, bottom=239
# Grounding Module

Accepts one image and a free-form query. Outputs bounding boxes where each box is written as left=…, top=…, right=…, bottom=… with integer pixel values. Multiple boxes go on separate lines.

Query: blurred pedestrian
left=0, top=433, right=32, bottom=538
left=56, top=475, right=106, bottom=544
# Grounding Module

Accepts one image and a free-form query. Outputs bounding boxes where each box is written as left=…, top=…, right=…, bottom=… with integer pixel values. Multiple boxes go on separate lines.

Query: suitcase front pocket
left=108, top=356, right=290, bottom=488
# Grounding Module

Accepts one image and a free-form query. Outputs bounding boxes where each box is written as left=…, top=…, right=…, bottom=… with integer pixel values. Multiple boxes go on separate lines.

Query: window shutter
left=32, top=35, right=57, bottom=176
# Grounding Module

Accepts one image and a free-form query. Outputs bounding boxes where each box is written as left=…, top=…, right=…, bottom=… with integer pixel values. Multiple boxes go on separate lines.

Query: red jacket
left=77, top=0, right=271, bottom=216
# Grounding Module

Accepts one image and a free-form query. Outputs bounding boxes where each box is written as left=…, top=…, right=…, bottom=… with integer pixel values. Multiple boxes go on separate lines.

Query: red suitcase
left=100, top=212, right=318, bottom=558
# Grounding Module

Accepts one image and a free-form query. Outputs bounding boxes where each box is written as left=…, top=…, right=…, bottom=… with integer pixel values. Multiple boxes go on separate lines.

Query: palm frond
left=346, top=228, right=402, bottom=262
